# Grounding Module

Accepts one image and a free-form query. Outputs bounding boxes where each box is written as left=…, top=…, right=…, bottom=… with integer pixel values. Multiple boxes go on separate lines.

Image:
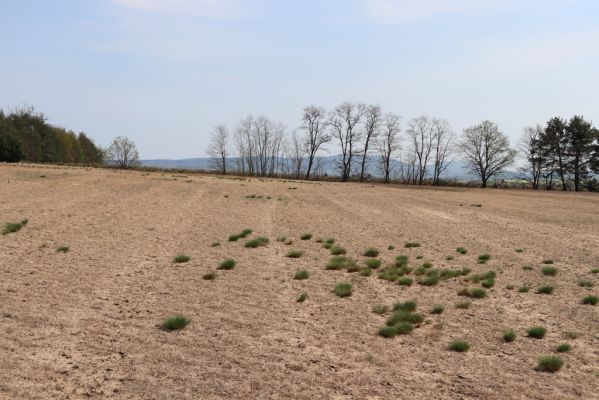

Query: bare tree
left=359, top=104, right=382, bottom=181
left=235, top=116, right=254, bottom=175
left=518, top=125, right=544, bottom=189
left=207, top=125, right=228, bottom=174
left=285, top=130, right=305, bottom=179
left=405, top=116, right=435, bottom=185
left=330, top=101, right=365, bottom=182
left=461, top=121, right=517, bottom=188
left=301, top=105, right=330, bottom=180
left=431, top=119, right=454, bottom=185
left=377, top=112, right=401, bottom=184
left=105, top=136, right=139, bottom=169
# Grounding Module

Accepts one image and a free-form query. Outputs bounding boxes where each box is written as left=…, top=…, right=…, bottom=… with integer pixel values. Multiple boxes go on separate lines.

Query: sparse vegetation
left=446, top=255, right=454, bottom=261
left=388, top=245, right=395, bottom=250
left=405, top=242, right=421, bottom=248
left=286, top=250, right=303, bottom=258
left=294, top=270, right=310, bottom=280
left=372, top=305, right=388, bottom=315
left=297, top=292, right=308, bottom=303
left=542, top=259, right=554, bottom=265
left=160, top=316, right=189, bottom=331
left=300, top=233, right=313, bottom=240
left=455, top=300, right=471, bottom=309
left=228, top=234, right=240, bottom=242
left=365, top=258, right=382, bottom=269
left=518, top=286, right=530, bottom=293
left=334, top=283, right=353, bottom=297
left=430, top=305, right=444, bottom=314
left=218, top=259, right=236, bottom=270
left=582, top=295, right=598, bottom=305
left=591, top=268, right=599, bottom=274
left=245, top=237, right=269, bottom=248
left=515, top=248, right=524, bottom=253
left=555, top=343, right=571, bottom=353
left=173, top=254, right=191, bottom=263
left=456, top=247, right=468, bottom=255
left=393, top=300, right=417, bottom=312
left=211, top=242, right=221, bottom=247
left=527, top=326, right=547, bottom=339
left=537, top=355, right=563, bottom=373
left=448, top=340, right=470, bottom=352
left=577, top=279, right=594, bottom=288
left=330, top=245, right=347, bottom=255
left=360, top=267, right=372, bottom=277
left=536, top=285, right=554, bottom=295
left=239, top=229, right=253, bottom=238
left=2, top=220, right=27, bottom=235
left=503, top=329, right=516, bottom=342
left=326, top=256, right=355, bottom=270
left=56, top=246, right=70, bottom=253
left=363, top=247, right=380, bottom=257
left=202, top=271, right=216, bottom=280
left=397, top=277, right=414, bottom=286
left=478, top=254, right=491, bottom=264
left=541, top=266, right=558, bottom=276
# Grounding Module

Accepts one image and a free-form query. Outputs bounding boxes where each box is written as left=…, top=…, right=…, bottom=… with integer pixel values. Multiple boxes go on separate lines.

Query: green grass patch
left=365, top=258, right=382, bottom=269
left=330, top=246, right=347, bottom=255
left=527, top=326, right=547, bottom=339
left=211, top=242, right=221, bottom=247
left=300, top=233, right=313, bottom=240
left=56, top=246, right=70, bottom=253
left=202, top=271, right=216, bottom=280
left=430, top=305, right=444, bottom=314
left=286, top=250, right=304, bottom=258
left=542, top=259, right=554, bottom=265
left=239, top=229, right=253, bottom=238
left=591, top=268, right=599, bottom=274
left=477, top=254, right=491, bottom=264
left=555, top=343, right=571, bottom=353
left=2, top=222, right=24, bottom=235
left=448, top=340, right=470, bottom=352
left=456, top=247, right=468, bottom=255
left=404, top=242, right=421, bottom=248
left=536, top=285, right=554, bottom=295
left=372, top=305, right=388, bottom=315
left=173, top=254, right=191, bottom=263
left=518, top=286, right=530, bottom=293
left=503, top=329, right=516, bottom=342
left=393, top=300, right=417, bottom=312
left=228, top=234, right=240, bottom=242
left=363, top=248, right=380, bottom=257
left=294, top=270, right=310, bottom=280
left=446, top=255, right=454, bottom=261
left=541, top=266, right=558, bottom=276
left=578, top=279, right=594, bottom=288
left=334, top=283, right=353, bottom=297
left=245, top=237, right=269, bottom=248
left=455, top=300, right=471, bottom=309
left=537, top=355, right=563, bottom=373
left=326, top=256, right=354, bottom=270
left=397, top=277, right=414, bottom=286
left=582, top=295, right=598, bottom=305
left=160, top=315, right=189, bottom=331
left=297, top=292, right=308, bottom=303
left=218, top=259, right=236, bottom=270
left=388, top=245, right=395, bottom=250
left=360, top=267, right=372, bottom=277
left=378, top=325, right=399, bottom=338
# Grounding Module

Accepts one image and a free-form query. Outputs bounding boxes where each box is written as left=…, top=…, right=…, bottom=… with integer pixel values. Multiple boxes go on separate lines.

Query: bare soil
left=1, top=164, right=598, bottom=399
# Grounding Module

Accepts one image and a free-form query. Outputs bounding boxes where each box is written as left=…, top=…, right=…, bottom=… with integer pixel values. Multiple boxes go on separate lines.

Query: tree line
left=208, top=101, right=599, bottom=191
left=0, top=107, right=103, bottom=164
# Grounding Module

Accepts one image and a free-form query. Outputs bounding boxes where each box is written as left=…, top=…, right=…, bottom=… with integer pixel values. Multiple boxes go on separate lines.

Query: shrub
left=405, top=242, right=421, bottom=248
left=56, top=246, right=70, bottom=253
left=446, top=256, right=455, bottom=261
left=418, top=270, right=440, bottom=286
left=515, top=248, right=524, bottom=253
left=228, top=234, right=240, bottom=242
left=527, top=326, right=547, bottom=339
left=591, top=268, right=599, bottom=274
left=518, top=286, right=530, bottom=293
left=430, top=305, right=444, bottom=314
left=211, top=242, right=221, bottom=247
left=239, top=229, right=253, bottom=238
left=378, top=325, right=398, bottom=338
left=346, top=263, right=361, bottom=273
left=173, top=254, right=191, bottom=263
left=323, top=242, right=333, bottom=250
left=578, top=279, right=594, bottom=288
left=388, top=245, right=395, bottom=250
left=202, top=271, right=216, bottom=280
left=395, top=321, right=414, bottom=335
left=503, top=329, right=516, bottom=342
left=361, top=267, right=372, bottom=277
left=470, top=271, right=496, bottom=283
left=334, top=283, right=352, bottom=297
left=582, top=295, right=598, bottom=305
left=326, top=256, right=352, bottom=270
left=469, top=287, right=487, bottom=299
left=541, top=266, right=558, bottom=276
left=364, top=248, right=380, bottom=257
left=481, top=279, right=495, bottom=289
left=294, top=270, right=310, bottom=280
left=297, top=292, right=308, bottom=303
left=286, top=250, right=303, bottom=258
left=542, top=259, right=554, bottom=265
left=555, top=343, right=571, bottom=353
left=536, top=285, right=554, bottom=295
left=537, top=355, right=563, bottom=373
left=455, top=300, right=471, bottom=309
left=372, top=305, right=388, bottom=315
left=395, top=255, right=409, bottom=267
left=456, top=247, right=468, bottom=255
left=416, top=255, right=423, bottom=259
left=245, top=237, right=269, bottom=248
left=160, top=316, right=189, bottom=331
left=2, top=222, right=24, bottom=235
left=393, top=300, right=417, bottom=312
left=478, top=254, right=491, bottom=264
left=397, top=277, right=413, bottom=286
left=387, top=310, right=423, bottom=325
left=218, top=259, right=236, bottom=270
left=421, top=262, right=433, bottom=269
left=300, top=233, right=313, bottom=240
left=365, top=259, right=382, bottom=269
left=522, top=266, right=534, bottom=271
left=324, top=238, right=335, bottom=245
left=20, top=219, right=28, bottom=226
left=330, top=246, right=347, bottom=255
left=448, top=340, right=470, bottom=352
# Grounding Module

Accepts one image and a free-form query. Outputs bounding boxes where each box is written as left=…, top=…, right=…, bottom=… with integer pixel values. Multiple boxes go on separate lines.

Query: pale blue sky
left=1, top=0, right=598, bottom=158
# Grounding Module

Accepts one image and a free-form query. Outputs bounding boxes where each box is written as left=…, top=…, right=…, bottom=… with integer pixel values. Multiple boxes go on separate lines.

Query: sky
left=1, top=0, right=599, bottom=159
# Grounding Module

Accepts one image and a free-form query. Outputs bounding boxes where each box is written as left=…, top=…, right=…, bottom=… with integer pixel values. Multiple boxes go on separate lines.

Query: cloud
left=110, top=0, right=240, bottom=18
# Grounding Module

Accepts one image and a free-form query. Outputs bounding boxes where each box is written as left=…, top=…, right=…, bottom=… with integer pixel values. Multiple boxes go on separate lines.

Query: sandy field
left=1, top=163, right=598, bottom=399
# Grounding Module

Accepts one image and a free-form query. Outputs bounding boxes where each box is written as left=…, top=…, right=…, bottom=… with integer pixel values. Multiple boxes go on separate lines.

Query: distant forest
left=0, top=107, right=103, bottom=164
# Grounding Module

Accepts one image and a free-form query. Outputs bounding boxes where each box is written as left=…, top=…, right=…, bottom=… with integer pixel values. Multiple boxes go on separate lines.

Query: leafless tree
left=329, top=101, right=365, bottom=182
left=431, top=119, right=454, bottom=185
left=105, top=136, right=139, bottom=169
left=405, top=116, right=435, bottom=184
left=398, top=150, right=417, bottom=184
left=359, top=104, right=382, bottom=181
left=377, top=112, right=401, bottom=184
left=518, top=125, right=544, bottom=189
left=285, top=130, right=305, bottom=179
left=207, top=125, right=228, bottom=174
left=461, top=121, right=517, bottom=188
left=301, top=105, right=330, bottom=180
left=235, top=116, right=254, bottom=175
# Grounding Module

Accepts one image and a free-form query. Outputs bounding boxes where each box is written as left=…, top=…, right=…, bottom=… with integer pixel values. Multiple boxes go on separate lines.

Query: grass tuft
left=330, top=246, right=347, bottom=255
left=211, top=242, right=221, bottom=247
left=365, top=258, right=382, bottom=269
left=296, top=292, right=308, bottom=303
left=334, top=283, right=353, bottom=298
left=160, top=315, right=189, bottom=331
left=503, top=329, right=516, bottom=342
left=372, top=305, right=388, bottom=315
left=536, top=285, right=554, bottom=295
left=218, top=259, right=236, bottom=270
left=202, top=271, right=216, bottom=280
left=286, top=250, right=304, bottom=258
left=448, top=340, right=470, bottom=352
left=173, top=254, right=191, bottom=263
left=455, top=300, right=471, bottom=309
left=245, top=237, right=269, bottom=248
left=300, top=233, right=313, bottom=240
left=393, top=300, right=417, bottom=312
left=294, top=270, right=310, bottom=280
left=537, top=355, right=563, bottom=373
left=404, top=242, right=421, bottom=248
left=542, top=259, right=554, bottom=265
left=56, top=246, right=70, bottom=253
left=456, top=247, right=468, bottom=255
left=527, top=326, right=547, bottom=339
left=397, top=277, right=413, bottom=286
left=518, top=286, right=530, bottom=293
left=2, top=222, right=24, bottom=235
left=478, top=254, right=491, bottom=264
left=555, top=343, right=572, bottom=353
left=578, top=279, right=594, bottom=288
left=430, top=305, right=444, bottom=314
left=541, top=266, right=558, bottom=276
left=363, top=248, right=380, bottom=257
left=582, top=295, right=598, bottom=305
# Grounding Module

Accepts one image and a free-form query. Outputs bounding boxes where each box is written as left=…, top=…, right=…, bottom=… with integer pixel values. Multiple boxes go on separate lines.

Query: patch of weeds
left=541, top=266, right=558, bottom=276
left=276, top=236, right=287, bottom=242
left=536, top=285, right=554, bottom=295
left=471, top=204, right=482, bottom=207
left=527, top=326, right=547, bottom=339
left=515, top=248, right=524, bottom=253
left=360, top=267, right=372, bottom=277
left=518, top=286, right=530, bottom=293
left=394, top=321, right=414, bottom=335
left=395, top=255, right=409, bottom=267
left=346, top=263, right=361, bottom=273
left=211, top=242, right=221, bottom=247
left=523, top=266, right=534, bottom=271
left=503, top=329, right=516, bottom=342
left=555, top=343, right=571, bottom=353
left=372, top=305, right=389, bottom=315
left=455, top=300, right=471, bottom=309
left=326, top=256, right=353, bottom=270
left=202, top=271, right=216, bottom=280
left=537, top=355, right=563, bottom=373
left=294, top=270, right=310, bottom=280
left=542, top=259, right=554, bottom=265
left=393, top=300, right=417, bottom=312
left=564, top=331, right=580, bottom=339
left=446, top=255, right=455, bottom=261
left=430, top=305, right=444, bottom=314
left=582, top=295, right=598, bottom=305
left=481, top=278, right=495, bottom=289
left=239, top=229, right=253, bottom=238
left=397, top=277, right=414, bottom=286
left=456, top=247, right=468, bottom=255
left=315, top=238, right=323, bottom=243
left=160, top=316, right=189, bottom=331
left=388, top=245, right=395, bottom=250
left=245, top=237, right=269, bottom=248
left=459, top=287, right=486, bottom=299
left=478, top=254, right=491, bottom=264
left=364, top=248, right=380, bottom=257
left=173, top=254, right=191, bottom=263
left=387, top=310, right=423, bottom=325
left=2, top=222, right=24, bottom=235
left=448, top=340, right=470, bottom=352
left=505, top=284, right=515, bottom=290
left=297, top=292, right=308, bottom=303
left=56, top=246, right=70, bottom=253
left=469, top=271, right=496, bottom=284
left=578, top=279, right=593, bottom=288
left=415, top=255, right=423, bottom=260
left=228, top=234, right=240, bottom=242
left=378, top=325, right=399, bottom=338
left=591, top=268, right=599, bottom=274
left=440, top=268, right=471, bottom=280
left=300, top=233, right=313, bottom=240
left=365, top=259, right=382, bottom=269
left=418, top=269, right=440, bottom=286
left=330, top=246, right=347, bottom=255
left=218, top=259, right=236, bottom=270
left=334, top=283, right=352, bottom=298
left=286, top=250, right=303, bottom=258
left=284, top=238, right=293, bottom=245
left=405, top=242, right=421, bottom=248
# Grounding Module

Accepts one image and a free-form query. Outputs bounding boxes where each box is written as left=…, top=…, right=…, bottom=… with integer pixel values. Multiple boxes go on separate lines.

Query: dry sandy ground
left=1, top=164, right=598, bottom=400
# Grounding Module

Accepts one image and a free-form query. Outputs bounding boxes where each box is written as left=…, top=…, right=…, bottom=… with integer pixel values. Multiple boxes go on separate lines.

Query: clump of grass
left=297, top=292, right=308, bottom=303
left=393, top=300, right=417, bottom=312
left=173, top=254, right=191, bottom=263
left=334, top=283, right=352, bottom=298
left=360, top=267, right=372, bottom=277
left=228, top=234, right=240, bottom=242
left=378, top=325, right=399, bottom=338
left=518, top=286, right=530, bottom=293
left=218, top=259, right=236, bottom=270
left=245, top=237, right=269, bottom=248
left=578, top=279, right=594, bottom=288
left=211, top=242, right=221, bottom=247
left=239, top=228, right=253, bottom=238
left=300, top=233, right=313, bottom=240
left=415, top=255, right=423, bottom=259
left=469, top=271, right=496, bottom=283
left=386, top=311, right=423, bottom=326
left=459, top=287, right=487, bottom=299
left=363, top=248, right=380, bottom=257
left=481, top=278, right=495, bottom=289
left=315, top=238, right=323, bottom=243
left=582, top=295, right=598, bottom=305
left=160, top=315, right=189, bottom=331
left=372, top=305, right=389, bottom=315
left=455, top=300, right=471, bottom=309
left=330, top=246, right=347, bottom=255
left=523, top=266, right=534, bottom=271
left=326, top=256, right=353, bottom=270
left=456, top=247, right=468, bottom=255
left=564, top=331, right=580, bottom=339
left=478, top=254, right=491, bottom=264
left=515, top=248, right=524, bottom=253
left=276, top=236, right=287, bottom=242
left=365, top=259, right=382, bottom=269
left=542, top=259, right=554, bottom=265
left=286, top=250, right=303, bottom=258
left=202, top=271, right=216, bottom=280
left=294, top=270, right=310, bottom=280
left=537, top=355, right=563, bottom=373
left=430, top=305, right=444, bottom=314
left=284, top=238, right=293, bottom=245
left=2, top=222, right=25, bottom=235
left=448, top=340, right=470, bottom=352
left=394, top=321, right=414, bottom=334
left=503, top=329, right=516, bottom=342
left=536, top=285, right=554, bottom=295
left=527, top=326, right=547, bottom=339
left=397, top=277, right=413, bottom=286
left=591, top=268, right=599, bottom=274
left=395, top=255, right=409, bottom=266
left=388, top=245, right=395, bottom=250
left=505, top=284, right=515, bottom=290
left=56, top=246, right=70, bottom=253
left=541, top=266, right=558, bottom=276
left=446, top=255, right=454, bottom=261
left=418, top=269, right=440, bottom=286
left=346, top=263, right=361, bottom=273
left=555, top=343, right=571, bottom=353
left=405, top=242, right=421, bottom=248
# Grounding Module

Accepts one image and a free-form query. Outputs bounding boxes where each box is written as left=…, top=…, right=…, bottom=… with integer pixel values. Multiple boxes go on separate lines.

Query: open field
left=1, top=163, right=599, bottom=399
